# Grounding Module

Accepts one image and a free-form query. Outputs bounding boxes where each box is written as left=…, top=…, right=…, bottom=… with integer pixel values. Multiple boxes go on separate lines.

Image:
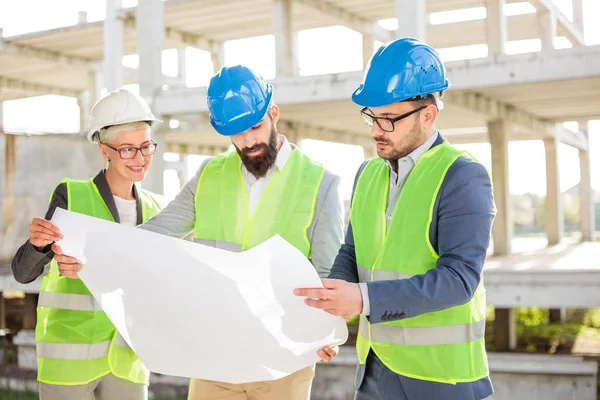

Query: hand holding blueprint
left=51, top=208, right=348, bottom=383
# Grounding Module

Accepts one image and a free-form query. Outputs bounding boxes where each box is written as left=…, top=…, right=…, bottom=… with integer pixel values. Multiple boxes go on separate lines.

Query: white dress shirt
left=241, top=135, right=293, bottom=215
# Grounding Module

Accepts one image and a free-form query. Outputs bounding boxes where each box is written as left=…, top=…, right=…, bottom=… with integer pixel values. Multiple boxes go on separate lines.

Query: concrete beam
left=280, top=120, right=373, bottom=147
left=544, top=136, right=564, bottom=245
left=0, top=41, right=94, bottom=68
left=530, top=0, right=584, bottom=45
left=164, top=119, right=373, bottom=152
left=165, top=135, right=229, bottom=155
left=104, top=0, right=124, bottom=92
left=445, top=91, right=554, bottom=137
left=555, top=125, right=588, bottom=151
left=121, top=10, right=218, bottom=52
left=484, top=270, right=600, bottom=308
left=293, top=0, right=393, bottom=43
left=0, top=76, right=79, bottom=98
left=444, top=45, right=600, bottom=89
left=578, top=121, right=595, bottom=242
left=156, top=45, right=600, bottom=115
left=395, top=0, right=427, bottom=41
left=489, top=119, right=512, bottom=255
left=485, top=0, right=507, bottom=55
left=428, top=13, right=547, bottom=50
left=137, top=0, right=165, bottom=195
left=273, top=0, right=299, bottom=77
left=122, top=66, right=183, bottom=87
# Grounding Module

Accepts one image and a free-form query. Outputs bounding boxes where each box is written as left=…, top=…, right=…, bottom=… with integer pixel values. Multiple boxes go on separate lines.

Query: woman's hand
left=29, top=218, right=62, bottom=249
left=51, top=243, right=82, bottom=279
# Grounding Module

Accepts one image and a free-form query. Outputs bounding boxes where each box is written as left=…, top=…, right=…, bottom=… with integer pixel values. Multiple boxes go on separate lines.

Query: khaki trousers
left=187, top=365, right=315, bottom=400
left=39, top=373, right=147, bottom=400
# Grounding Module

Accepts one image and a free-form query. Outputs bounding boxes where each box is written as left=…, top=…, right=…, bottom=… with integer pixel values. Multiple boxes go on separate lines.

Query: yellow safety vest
left=351, top=140, right=489, bottom=384
left=193, top=148, right=324, bottom=256
left=36, top=178, right=162, bottom=385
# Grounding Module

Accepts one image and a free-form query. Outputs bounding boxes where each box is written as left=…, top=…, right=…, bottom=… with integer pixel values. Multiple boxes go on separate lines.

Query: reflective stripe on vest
left=193, top=148, right=324, bottom=256
left=194, top=239, right=243, bottom=253
left=113, top=333, right=130, bottom=349
left=36, top=177, right=161, bottom=386
left=351, top=140, right=489, bottom=384
left=357, top=265, right=413, bottom=282
left=37, top=341, right=111, bottom=360
left=38, top=292, right=102, bottom=312
left=358, top=317, right=486, bottom=346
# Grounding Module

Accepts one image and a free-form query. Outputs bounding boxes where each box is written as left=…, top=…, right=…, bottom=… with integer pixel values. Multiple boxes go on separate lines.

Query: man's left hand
left=294, top=279, right=363, bottom=318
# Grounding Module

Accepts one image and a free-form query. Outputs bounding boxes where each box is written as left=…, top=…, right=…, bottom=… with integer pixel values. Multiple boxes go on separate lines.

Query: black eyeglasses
left=360, top=105, right=427, bottom=132
left=102, top=141, right=158, bottom=159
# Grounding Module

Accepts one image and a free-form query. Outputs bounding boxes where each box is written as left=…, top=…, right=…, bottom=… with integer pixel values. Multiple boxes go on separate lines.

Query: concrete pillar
left=572, top=0, right=584, bottom=40
left=177, top=48, right=187, bottom=85
left=104, top=0, right=124, bottom=91
left=88, top=70, right=100, bottom=104
left=489, top=120, right=512, bottom=255
left=0, top=103, right=4, bottom=236
left=78, top=93, right=90, bottom=135
left=211, top=43, right=225, bottom=74
left=495, top=308, right=517, bottom=351
left=363, top=143, right=377, bottom=160
left=549, top=308, right=566, bottom=323
left=578, top=121, right=595, bottom=241
left=22, top=294, right=38, bottom=330
left=362, top=27, right=375, bottom=68
left=3, top=133, right=15, bottom=235
left=178, top=154, right=189, bottom=187
left=485, top=0, right=506, bottom=55
left=273, top=0, right=298, bottom=76
left=0, top=293, right=5, bottom=329
left=544, top=136, right=564, bottom=245
left=137, top=0, right=165, bottom=194
left=78, top=11, right=88, bottom=24
left=395, top=0, right=427, bottom=41
left=538, top=7, right=556, bottom=51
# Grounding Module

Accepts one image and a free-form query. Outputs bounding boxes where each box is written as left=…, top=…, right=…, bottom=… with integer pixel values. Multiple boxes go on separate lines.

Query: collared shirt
left=359, top=132, right=439, bottom=315
left=241, top=135, right=293, bottom=215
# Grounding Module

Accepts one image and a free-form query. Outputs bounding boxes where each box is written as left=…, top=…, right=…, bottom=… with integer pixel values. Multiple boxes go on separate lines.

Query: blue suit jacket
left=329, top=133, right=495, bottom=399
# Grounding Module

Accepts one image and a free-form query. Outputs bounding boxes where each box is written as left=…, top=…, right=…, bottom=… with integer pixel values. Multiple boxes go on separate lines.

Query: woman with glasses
left=11, top=88, right=163, bottom=400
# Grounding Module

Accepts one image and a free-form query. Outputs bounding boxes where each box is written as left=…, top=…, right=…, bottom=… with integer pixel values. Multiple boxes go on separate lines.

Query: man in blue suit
left=295, top=37, right=495, bottom=400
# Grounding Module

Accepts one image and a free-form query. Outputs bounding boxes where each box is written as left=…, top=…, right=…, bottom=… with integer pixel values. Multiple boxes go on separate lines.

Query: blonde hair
left=97, top=121, right=151, bottom=144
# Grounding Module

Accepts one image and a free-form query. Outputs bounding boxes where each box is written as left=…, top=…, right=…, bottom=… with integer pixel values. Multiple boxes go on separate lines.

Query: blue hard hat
left=352, top=37, right=450, bottom=108
left=207, top=65, right=273, bottom=136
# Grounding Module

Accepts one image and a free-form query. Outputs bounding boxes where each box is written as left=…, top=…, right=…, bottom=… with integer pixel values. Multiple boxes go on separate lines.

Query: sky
left=1, top=0, right=599, bottom=201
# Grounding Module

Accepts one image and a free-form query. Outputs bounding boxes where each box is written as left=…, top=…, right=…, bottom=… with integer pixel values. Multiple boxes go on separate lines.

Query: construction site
left=1, top=0, right=600, bottom=399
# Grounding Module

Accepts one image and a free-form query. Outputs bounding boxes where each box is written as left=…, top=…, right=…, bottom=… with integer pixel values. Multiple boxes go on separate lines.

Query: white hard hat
left=87, top=89, right=162, bottom=143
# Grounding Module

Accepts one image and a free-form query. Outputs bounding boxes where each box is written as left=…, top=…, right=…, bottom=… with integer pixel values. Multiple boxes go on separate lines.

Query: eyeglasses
left=102, top=141, right=158, bottom=159
left=360, top=105, right=427, bottom=133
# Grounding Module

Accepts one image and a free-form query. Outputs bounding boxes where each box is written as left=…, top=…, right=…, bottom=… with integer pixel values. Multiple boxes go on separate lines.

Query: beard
left=236, top=125, right=279, bottom=178
left=373, top=119, right=422, bottom=161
